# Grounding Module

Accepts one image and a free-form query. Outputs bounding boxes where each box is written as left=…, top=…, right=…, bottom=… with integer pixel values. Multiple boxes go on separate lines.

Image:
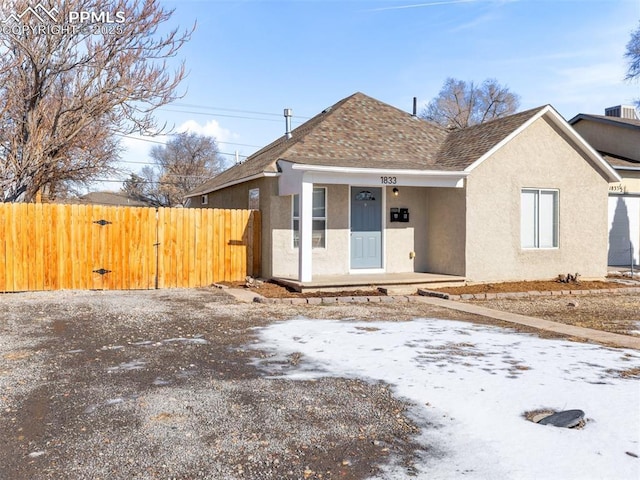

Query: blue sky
left=118, top=0, right=640, bottom=185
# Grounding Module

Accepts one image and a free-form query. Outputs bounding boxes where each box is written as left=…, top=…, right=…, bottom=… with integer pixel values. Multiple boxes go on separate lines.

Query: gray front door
left=350, top=187, right=382, bottom=269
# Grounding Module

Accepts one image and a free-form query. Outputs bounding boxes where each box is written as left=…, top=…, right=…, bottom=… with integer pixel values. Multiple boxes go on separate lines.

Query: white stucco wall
left=464, top=116, right=610, bottom=282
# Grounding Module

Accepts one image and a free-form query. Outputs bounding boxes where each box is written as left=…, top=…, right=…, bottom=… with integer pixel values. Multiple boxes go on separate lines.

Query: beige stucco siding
left=385, top=186, right=429, bottom=272
left=425, top=188, right=466, bottom=276
left=464, top=116, right=610, bottom=282
left=272, top=185, right=436, bottom=277
left=271, top=184, right=351, bottom=278
left=573, top=120, right=639, bottom=163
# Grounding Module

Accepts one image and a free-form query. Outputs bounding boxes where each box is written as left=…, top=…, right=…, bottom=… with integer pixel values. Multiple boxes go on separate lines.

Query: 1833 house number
left=380, top=176, right=397, bottom=185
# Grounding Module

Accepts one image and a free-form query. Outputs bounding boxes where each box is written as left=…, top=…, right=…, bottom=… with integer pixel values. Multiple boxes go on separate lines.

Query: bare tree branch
left=625, top=22, right=640, bottom=82
left=0, top=0, right=193, bottom=202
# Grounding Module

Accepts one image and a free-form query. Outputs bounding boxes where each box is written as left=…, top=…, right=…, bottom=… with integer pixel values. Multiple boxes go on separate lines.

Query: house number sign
left=380, top=176, right=397, bottom=185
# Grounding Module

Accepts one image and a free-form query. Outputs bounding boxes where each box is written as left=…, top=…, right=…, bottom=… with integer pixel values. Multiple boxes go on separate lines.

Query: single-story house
left=569, top=106, right=640, bottom=267
left=186, top=92, right=620, bottom=285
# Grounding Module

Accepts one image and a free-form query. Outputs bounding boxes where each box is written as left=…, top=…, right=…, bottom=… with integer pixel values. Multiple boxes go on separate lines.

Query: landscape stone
left=538, top=409, right=585, bottom=428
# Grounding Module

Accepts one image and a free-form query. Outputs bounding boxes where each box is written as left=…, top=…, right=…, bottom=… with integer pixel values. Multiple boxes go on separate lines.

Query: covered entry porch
left=277, top=161, right=469, bottom=283
left=272, top=271, right=465, bottom=293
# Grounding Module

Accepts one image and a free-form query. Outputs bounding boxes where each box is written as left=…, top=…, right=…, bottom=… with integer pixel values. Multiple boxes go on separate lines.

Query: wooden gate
left=0, top=203, right=260, bottom=292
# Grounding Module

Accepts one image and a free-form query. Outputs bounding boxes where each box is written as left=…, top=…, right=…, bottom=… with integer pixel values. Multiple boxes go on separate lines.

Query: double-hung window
left=293, top=187, right=326, bottom=248
left=521, top=189, right=559, bottom=249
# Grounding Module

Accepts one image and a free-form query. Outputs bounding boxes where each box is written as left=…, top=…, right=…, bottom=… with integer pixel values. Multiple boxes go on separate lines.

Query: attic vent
left=605, top=105, right=638, bottom=120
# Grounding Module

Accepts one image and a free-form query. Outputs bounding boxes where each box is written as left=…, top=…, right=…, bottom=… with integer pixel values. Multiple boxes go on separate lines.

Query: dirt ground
left=222, top=281, right=383, bottom=298
left=228, top=279, right=640, bottom=337
left=0, top=288, right=638, bottom=479
left=430, top=279, right=628, bottom=294
left=0, top=288, right=500, bottom=480
left=227, top=278, right=631, bottom=298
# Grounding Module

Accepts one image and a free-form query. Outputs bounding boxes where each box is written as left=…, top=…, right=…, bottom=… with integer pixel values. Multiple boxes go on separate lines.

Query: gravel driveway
left=2, top=288, right=636, bottom=479
left=0, top=288, right=489, bottom=480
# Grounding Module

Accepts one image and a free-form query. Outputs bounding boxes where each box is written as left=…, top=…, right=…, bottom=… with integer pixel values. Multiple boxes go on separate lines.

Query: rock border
left=245, top=286, right=640, bottom=304
left=417, top=287, right=640, bottom=301
left=253, top=295, right=420, bottom=304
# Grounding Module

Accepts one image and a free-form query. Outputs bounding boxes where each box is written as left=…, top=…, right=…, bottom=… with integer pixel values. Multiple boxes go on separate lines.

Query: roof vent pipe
left=412, top=97, right=417, bottom=117
left=284, top=108, right=293, bottom=139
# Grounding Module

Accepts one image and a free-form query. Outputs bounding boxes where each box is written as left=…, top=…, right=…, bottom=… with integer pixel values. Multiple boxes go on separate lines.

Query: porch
left=271, top=271, right=465, bottom=293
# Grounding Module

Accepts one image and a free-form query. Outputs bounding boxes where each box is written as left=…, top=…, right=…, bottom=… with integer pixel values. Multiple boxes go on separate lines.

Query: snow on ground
left=253, top=318, right=640, bottom=480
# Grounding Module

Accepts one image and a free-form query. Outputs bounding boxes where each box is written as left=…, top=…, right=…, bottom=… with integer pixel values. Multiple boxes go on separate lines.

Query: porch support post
left=298, top=179, right=313, bottom=282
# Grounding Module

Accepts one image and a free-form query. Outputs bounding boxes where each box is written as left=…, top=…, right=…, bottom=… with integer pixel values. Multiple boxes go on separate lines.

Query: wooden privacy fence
left=0, top=203, right=261, bottom=292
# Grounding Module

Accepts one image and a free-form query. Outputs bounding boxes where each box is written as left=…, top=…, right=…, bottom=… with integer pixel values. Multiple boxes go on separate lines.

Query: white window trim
left=292, top=187, right=327, bottom=249
left=201, top=195, right=208, bottom=205
left=521, top=188, right=559, bottom=250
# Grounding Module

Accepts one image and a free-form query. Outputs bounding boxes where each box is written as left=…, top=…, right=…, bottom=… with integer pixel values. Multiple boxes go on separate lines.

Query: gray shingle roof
left=437, top=107, right=545, bottom=170
left=187, top=93, right=546, bottom=196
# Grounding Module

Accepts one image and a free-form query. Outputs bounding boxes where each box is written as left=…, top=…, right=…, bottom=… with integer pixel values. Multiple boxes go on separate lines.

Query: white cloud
left=175, top=119, right=238, bottom=145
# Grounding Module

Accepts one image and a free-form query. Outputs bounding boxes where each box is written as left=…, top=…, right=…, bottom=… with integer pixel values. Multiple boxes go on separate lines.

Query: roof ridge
left=241, top=93, right=362, bottom=163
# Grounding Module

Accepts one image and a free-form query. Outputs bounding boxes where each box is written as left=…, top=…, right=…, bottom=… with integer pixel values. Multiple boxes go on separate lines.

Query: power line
left=159, top=108, right=282, bottom=122
left=169, top=102, right=312, bottom=120
left=94, top=176, right=215, bottom=185
left=117, top=153, right=247, bottom=166
left=158, top=107, right=307, bottom=126
left=116, top=133, right=259, bottom=150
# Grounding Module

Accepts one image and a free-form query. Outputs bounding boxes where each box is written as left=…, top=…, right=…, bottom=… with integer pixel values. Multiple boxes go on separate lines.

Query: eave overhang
left=277, top=160, right=469, bottom=195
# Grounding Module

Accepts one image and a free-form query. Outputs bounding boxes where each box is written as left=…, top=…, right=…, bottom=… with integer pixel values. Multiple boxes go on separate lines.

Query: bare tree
left=140, top=132, right=223, bottom=207
left=626, top=22, right=640, bottom=82
left=121, top=172, right=151, bottom=202
left=421, top=78, right=520, bottom=130
left=0, top=0, right=192, bottom=202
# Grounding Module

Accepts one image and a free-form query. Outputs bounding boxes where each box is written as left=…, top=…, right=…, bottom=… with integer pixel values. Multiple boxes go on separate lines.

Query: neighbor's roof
left=187, top=93, right=606, bottom=197
left=75, top=191, right=152, bottom=207
left=601, top=152, right=640, bottom=170
left=569, top=113, right=640, bottom=129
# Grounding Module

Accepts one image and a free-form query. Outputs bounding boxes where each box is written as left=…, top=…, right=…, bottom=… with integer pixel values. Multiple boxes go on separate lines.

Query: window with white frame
left=293, top=187, right=326, bottom=248
left=521, top=189, right=559, bottom=248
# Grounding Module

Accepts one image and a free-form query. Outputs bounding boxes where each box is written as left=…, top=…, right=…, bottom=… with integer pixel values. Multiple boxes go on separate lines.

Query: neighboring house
left=75, top=191, right=155, bottom=207
left=569, top=106, right=640, bottom=267
left=187, top=92, right=619, bottom=285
